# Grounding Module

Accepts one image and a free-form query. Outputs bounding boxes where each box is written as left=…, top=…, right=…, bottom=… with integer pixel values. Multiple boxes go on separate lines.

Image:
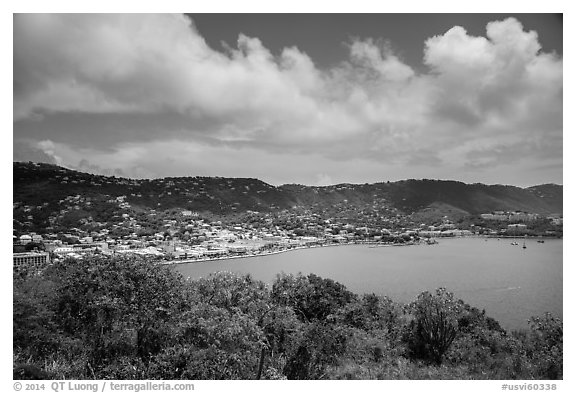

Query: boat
left=522, top=235, right=527, bottom=249
left=537, top=240, right=545, bottom=243
left=511, top=242, right=519, bottom=246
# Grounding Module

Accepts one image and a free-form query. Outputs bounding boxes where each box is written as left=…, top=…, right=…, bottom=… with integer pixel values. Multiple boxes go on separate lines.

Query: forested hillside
left=13, top=162, right=562, bottom=235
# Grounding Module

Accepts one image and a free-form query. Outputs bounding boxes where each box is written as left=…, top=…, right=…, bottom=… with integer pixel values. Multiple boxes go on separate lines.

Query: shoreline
left=160, top=234, right=561, bottom=266
left=162, top=242, right=351, bottom=266
left=161, top=239, right=433, bottom=266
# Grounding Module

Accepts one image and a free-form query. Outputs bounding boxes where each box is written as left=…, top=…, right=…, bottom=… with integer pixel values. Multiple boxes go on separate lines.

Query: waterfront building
left=13, top=251, right=50, bottom=271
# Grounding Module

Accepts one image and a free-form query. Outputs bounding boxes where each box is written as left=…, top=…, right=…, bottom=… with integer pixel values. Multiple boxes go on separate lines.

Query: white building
left=19, top=234, right=32, bottom=244
left=13, top=251, right=50, bottom=271
left=53, top=247, right=74, bottom=256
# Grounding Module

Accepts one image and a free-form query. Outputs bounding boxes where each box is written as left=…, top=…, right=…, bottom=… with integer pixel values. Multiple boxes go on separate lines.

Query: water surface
left=175, top=237, right=562, bottom=330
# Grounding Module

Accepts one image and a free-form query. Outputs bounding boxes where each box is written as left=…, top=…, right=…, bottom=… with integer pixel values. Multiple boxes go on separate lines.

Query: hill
left=13, top=162, right=562, bottom=234
left=279, top=179, right=562, bottom=216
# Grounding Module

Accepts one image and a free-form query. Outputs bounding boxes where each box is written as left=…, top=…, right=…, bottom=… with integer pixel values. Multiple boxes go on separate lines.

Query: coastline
left=161, top=242, right=351, bottom=266
left=161, top=239, right=433, bottom=266
left=160, top=234, right=561, bottom=266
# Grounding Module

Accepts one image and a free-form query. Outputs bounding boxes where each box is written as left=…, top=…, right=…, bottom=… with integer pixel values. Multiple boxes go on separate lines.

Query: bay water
left=175, top=237, right=562, bottom=330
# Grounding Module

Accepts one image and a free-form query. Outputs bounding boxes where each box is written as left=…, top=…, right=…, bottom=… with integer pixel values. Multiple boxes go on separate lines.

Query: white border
left=3, top=2, right=571, bottom=391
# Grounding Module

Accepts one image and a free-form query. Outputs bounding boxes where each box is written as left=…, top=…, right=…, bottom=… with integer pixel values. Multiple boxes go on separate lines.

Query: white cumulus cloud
left=13, top=14, right=562, bottom=185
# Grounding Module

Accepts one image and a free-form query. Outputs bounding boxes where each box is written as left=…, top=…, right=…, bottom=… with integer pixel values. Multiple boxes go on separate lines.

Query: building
left=19, top=234, right=32, bottom=244
left=480, top=213, right=509, bottom=221
left=548, top=216, right=563, bottom=226
left=508, top=212, right=539, bottom=222
left=13, top=251, right=50, bottom=271
left=508, top=224, right=527, bottom=229
left=507, top=223, right=528, bottom=235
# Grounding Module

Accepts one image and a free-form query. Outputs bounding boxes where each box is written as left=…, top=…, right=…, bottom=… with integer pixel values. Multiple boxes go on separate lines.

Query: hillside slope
left=13, top=162, right=562, bottom=233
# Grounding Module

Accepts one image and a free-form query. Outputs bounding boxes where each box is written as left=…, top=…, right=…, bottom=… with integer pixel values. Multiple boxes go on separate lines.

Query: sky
left=13, top=13, right=563, bottom=187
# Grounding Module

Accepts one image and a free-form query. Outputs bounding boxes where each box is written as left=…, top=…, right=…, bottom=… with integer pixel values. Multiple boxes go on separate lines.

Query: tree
left=406, top=288, right=463, bottom=364
left=13, top=274, right=61, bottom=359
left=186, top=271, right=269, bottom=318
left=169, top=272, right=271, bottom=379
left=47, top=256, right=185, bottom=368
left=24, top=242, right=45, bottom=251
left=527, top=313, right=563, bottom=379
left=152, top=304, right=264, bottom=379
left=271, top=273, right=356, bottom=322
left=283, top=322, right=349, bottom=379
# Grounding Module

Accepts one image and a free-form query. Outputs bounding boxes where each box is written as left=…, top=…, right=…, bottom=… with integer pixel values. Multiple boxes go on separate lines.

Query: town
left=13, top=163, right=562, bottom=272
left=13, top=190, right=563, bottom=271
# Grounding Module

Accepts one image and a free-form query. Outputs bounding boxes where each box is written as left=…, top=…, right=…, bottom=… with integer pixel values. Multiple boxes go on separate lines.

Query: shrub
left=283, top=322, right=349, bottom=379
left=406, top=288, right=463, bottom=364
left=271, top=273, right=356, bottom=322
left=527, top=313, right=563, bottom=379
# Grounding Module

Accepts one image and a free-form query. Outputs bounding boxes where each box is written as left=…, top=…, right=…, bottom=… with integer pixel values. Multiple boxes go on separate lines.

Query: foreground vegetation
left=13, top=256, right=562, bottom=380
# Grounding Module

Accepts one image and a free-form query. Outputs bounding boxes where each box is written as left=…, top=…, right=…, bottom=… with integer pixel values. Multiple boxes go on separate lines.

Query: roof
left=13, top=252, right=49, bottom=257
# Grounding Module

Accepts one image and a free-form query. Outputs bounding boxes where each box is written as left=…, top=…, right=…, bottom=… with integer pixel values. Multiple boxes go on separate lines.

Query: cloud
left=314, top=173, right=334, bottom=187
left=77, top=159, right=126, bottom=177
left=13, top=140, right=58, bottom=164
left=348, top=38, right=415, bottom=82
left=423, top=17, right=562, bottom=131
left=13, top=15, right=562, bottom=185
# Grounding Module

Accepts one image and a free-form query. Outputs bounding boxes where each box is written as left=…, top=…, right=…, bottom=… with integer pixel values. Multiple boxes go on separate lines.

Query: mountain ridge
left=14, top=160, right=561, bottom=189
left=13, top=161, right=562, bottom=235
